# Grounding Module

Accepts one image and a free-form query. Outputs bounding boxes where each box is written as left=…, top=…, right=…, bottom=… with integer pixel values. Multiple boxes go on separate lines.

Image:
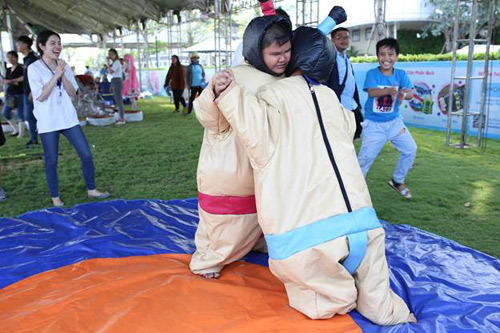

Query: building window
left=365, top=27, right=372, bottom=40
left=352, top=29, right=360, bottom=42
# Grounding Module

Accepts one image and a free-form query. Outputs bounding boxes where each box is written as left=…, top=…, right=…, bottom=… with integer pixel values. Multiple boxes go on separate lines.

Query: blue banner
left=352, top=60, right=500, bottom=140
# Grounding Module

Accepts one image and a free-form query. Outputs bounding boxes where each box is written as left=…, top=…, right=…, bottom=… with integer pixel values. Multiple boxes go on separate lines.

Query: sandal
left=388, top=179, right=412, bottom=199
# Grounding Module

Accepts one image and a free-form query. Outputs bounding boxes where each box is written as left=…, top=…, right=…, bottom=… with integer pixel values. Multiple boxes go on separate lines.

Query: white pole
left=0, top=30, right=6, bottom=78
left=5, top=8, right=15, bottom=50
left=136, top=20, right=142, bottom=92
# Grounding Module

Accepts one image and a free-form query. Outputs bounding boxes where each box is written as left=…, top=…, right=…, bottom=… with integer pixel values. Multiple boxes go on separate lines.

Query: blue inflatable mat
left=0, top=199, right=499, bottom=332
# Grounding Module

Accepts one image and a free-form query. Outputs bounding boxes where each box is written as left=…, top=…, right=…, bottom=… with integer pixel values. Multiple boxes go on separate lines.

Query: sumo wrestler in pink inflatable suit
left=189, top=0, right=303, bottom=278
left=212, top=7, right=417, bottom=326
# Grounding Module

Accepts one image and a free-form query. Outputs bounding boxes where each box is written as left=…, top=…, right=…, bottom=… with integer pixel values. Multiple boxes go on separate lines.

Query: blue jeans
left=23, top=94, right=38, bottom=142
left=358, top=117, right=417, bottom=184
left=40, top=125, right=96, bottom=198
left=2, top=94, right=24, bottom=121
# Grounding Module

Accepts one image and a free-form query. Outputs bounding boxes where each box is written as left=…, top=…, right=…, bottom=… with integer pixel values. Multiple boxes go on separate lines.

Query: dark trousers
left=23, top=94, right=38, bottom=142
left=173, top=89, right=186, bottom=110
left=40, top=125, right=95, bottom=198
left=353, top=107, right=364, bottom=139
left=111, top=78, right=125, bottom=120
left=3, top=94, right=24, bottom=120
left=187, top=86, right=204, bottom=113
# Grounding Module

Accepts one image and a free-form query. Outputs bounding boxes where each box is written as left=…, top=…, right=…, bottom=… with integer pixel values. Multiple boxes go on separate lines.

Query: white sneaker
left=17, top=122, right=26, bottom=139
left=115, top=119, right=126, bottom=125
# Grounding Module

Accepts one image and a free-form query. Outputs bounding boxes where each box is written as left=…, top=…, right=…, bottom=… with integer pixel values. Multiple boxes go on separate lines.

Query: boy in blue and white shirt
left=358, top=38, right=417, bottom=198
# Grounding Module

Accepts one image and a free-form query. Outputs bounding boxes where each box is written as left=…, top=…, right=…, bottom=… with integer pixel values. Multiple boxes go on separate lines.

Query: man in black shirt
left=2, top=51, right=24, bottom=137
left=16, top=35, right=39, bottom=147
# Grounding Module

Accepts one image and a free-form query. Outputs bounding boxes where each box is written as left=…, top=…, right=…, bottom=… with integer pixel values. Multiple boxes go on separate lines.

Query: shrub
left=350, top=51, right=500, bottom=63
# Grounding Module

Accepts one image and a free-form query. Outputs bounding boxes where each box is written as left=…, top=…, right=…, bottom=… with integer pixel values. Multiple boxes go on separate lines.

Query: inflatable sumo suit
left=189, top=10, right=293, bottom=275
left=214, top=9, right=414, bottom=326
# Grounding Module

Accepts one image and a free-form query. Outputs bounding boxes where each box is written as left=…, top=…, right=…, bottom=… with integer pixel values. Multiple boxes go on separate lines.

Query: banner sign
left=353, top=61, right=500, bottom=140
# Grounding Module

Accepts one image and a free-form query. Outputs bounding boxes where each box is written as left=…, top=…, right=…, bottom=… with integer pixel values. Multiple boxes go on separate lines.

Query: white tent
left=456, top=45, right=500, bottom=55
left=6, top=0, right=208, bottom=35
left=183, top=39, right=242, bottom=53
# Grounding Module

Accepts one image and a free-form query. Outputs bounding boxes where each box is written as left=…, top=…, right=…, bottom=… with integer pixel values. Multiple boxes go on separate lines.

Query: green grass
left=1, top=96, right=499, bottom=258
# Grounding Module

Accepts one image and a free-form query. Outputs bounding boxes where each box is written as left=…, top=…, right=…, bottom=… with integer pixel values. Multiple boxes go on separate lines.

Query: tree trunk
left=442, top=29, right=452, bottom=53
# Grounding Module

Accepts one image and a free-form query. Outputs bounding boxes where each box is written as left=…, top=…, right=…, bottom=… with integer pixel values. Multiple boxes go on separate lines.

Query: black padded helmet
left=242, top=15, right=292, bottom=76
left=286, top=26, right=335, bottom=83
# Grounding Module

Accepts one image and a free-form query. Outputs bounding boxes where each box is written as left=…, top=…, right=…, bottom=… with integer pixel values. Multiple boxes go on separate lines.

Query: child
left=213, top=24, right=415, bottom=325
left=190, top=3, right=348, bottom=280
left=190, top=5, right=294, bottom=279
left=357, top=38, right=416, bottom=198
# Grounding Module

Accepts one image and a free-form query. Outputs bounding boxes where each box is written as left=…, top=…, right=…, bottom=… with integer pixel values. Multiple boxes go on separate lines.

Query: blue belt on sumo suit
left=265, top=207, right=381, bottom=274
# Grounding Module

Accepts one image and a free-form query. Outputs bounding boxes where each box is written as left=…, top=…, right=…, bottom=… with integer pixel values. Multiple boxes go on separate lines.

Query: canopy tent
left=4, top=0, right=208, bottom=35
left=2, top=0, right=252, bottom=90
left=183, top=38, right=242, bottom=53
left=59, top=31, right=157, bottom=48
left=3, top=0, right=243, bottom=91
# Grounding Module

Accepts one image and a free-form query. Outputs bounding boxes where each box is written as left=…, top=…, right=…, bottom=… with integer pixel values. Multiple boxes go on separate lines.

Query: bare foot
left=408, top=313, right=417, bottom=323
left=202, top=272, right=220, bottom=279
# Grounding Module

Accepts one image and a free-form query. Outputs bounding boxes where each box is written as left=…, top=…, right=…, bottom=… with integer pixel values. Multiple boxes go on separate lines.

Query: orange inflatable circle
left=0, top=254, right=360, bottom=332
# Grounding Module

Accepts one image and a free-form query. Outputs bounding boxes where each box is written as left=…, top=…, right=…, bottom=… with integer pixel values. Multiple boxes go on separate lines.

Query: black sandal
left=388, top=179, right=412, bottom=199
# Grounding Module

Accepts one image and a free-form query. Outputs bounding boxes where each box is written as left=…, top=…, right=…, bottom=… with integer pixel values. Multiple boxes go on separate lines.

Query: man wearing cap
left=185, top=52, right=205, bottom=115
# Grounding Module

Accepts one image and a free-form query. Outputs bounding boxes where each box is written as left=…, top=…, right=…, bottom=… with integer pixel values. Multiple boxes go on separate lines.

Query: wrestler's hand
left=213, top=69, right=234, bottom=97
left=329, top=6, right=347, bottom=25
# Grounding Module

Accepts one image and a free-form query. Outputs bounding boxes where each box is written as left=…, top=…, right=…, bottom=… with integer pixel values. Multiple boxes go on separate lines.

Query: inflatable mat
left=0, top=199, right=499, bottom=332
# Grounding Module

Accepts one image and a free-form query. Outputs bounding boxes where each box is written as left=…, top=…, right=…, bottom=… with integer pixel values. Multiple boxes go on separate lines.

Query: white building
left=323, top=0, right=435, bottom=55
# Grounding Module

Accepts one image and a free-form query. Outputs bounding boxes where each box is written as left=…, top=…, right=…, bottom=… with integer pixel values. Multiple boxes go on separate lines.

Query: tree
left=421, top=0, right=499, bottom=53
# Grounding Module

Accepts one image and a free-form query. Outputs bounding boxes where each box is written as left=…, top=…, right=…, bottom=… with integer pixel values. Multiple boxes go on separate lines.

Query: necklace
left=41, top=58, right=63, bottom=96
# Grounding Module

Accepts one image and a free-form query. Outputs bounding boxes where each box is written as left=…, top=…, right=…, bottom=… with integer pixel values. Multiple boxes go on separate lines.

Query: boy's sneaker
left=115, top=119, right=126, bottom=125
left=0, top=188, right=6, bottom=201
left=388, top=179, right=412, bottom=199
